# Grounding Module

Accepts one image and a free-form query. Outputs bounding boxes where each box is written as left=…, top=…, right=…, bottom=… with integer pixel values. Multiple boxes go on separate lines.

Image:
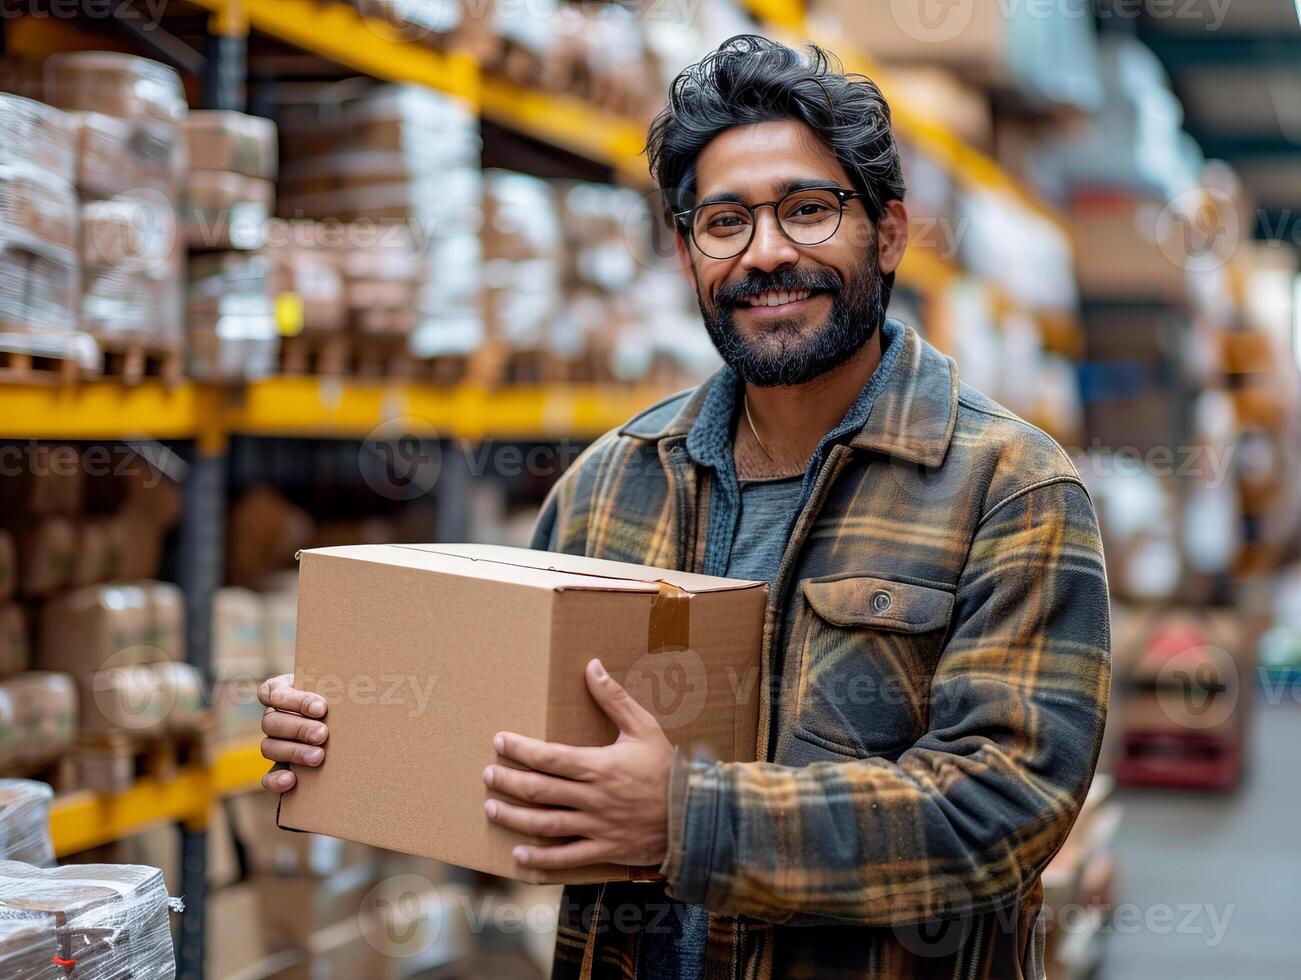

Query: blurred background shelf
left=0, top=380, right=677, bottom=441
left=48, top=739, right=266, bottom=858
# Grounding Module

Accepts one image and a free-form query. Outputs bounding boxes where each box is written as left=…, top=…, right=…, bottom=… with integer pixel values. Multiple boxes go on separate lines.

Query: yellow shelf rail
left=49, top=739, right=267, bottom=857
left=183, top=0, right=480, bottom=106
left=0, top=380, right=677, bottom=442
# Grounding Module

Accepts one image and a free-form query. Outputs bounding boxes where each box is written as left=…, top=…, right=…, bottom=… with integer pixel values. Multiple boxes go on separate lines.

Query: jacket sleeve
left=661, top=478, right=1112, bottom=926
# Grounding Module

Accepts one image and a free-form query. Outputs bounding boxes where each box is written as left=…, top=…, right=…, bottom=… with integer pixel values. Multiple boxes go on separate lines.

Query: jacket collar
left=619, top=320, right=959, bottom=469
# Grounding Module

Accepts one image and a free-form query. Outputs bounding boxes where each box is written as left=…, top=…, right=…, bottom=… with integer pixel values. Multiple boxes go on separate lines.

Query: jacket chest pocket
left=791, top=575, right=955, bottom=758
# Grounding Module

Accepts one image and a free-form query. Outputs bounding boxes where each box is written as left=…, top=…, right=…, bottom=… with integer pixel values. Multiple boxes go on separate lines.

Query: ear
left=674, top=232, right=699, bottom=289
left=875, top=199, right=909, bottom=276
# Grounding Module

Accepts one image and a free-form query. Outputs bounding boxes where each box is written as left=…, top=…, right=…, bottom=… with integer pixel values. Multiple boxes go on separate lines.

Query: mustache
left=714, top=268, right=843, bottom=309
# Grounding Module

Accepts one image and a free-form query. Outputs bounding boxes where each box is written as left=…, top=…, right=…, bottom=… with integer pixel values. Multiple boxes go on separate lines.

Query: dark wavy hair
left=646, top=35, right=906, bottom=231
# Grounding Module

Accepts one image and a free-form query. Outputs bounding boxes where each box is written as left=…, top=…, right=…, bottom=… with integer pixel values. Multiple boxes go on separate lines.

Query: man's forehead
left=694, top=120, right=851, bottom=200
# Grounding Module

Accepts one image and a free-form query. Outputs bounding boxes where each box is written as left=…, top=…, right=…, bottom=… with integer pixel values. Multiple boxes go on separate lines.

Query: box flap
left=391, top=543, right=765, bottom=594
left=299, top=544, right=659, bottom=594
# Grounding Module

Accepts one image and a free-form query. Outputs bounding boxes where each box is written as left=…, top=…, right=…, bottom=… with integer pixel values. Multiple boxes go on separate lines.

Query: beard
left=696, top=245, right=888, bottom=388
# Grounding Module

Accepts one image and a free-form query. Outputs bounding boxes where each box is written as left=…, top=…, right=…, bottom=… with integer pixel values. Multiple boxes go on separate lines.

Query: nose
left=738, top=205, right=800, bottom=275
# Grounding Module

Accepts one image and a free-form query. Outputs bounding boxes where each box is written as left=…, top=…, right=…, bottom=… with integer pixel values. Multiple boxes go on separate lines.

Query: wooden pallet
left=278, top=331, right=351, bottom=377
left=95, top=335, right=184, bottom=387
left=73, top=726, right=213, bottom=794
left=353, top=334, right=416, bottom=380
left=0, top=752, right=78, bottom=793
left=0, top=347, right=82, bottom=384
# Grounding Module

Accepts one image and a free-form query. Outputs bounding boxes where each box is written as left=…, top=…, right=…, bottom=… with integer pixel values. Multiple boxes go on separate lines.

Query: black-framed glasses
left=675, top=186, right=869, bottom=260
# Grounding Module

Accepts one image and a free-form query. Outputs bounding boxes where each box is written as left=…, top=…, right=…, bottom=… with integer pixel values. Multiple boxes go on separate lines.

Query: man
left=259, top=36, right=1111, bottom=979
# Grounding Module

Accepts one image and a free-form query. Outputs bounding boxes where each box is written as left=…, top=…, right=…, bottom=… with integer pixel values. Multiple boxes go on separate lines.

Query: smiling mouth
left=736, top=288, right=819, bottom=309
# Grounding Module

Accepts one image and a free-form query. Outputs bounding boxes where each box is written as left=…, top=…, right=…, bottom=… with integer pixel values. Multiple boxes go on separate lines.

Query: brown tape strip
left=648, top=581, right=690, bottom=653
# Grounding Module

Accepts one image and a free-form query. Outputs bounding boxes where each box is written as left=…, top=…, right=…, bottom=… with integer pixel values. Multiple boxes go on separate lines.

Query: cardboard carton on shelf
left=277, top=543, right=767, bottom=884
left=0, top=531, right=14, bottom=600
left=37, top=583, right=152, bottom=678
left=185, top=110, right=279, bottom=181
left=1070, top=193, right=1190, bottom=301
left=17, top=518, right=77, bottom=599
left=0, top=605, right=26, bottom=678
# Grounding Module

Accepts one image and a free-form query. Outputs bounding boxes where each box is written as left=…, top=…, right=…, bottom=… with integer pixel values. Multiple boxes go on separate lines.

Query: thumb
left=586, top=659, right=656, bottom=738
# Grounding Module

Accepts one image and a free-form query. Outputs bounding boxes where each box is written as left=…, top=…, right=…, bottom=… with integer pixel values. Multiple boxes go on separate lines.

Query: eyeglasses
left=675, top=186, right=869, bottom=260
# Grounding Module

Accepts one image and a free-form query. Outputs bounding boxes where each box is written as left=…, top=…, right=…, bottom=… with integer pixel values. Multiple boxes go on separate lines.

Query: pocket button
left=871, top=590, right=892, bottom=613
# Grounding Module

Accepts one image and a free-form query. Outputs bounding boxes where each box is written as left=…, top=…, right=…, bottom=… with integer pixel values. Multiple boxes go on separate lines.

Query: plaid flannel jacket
left=530, top=323, right=1112, bottom=980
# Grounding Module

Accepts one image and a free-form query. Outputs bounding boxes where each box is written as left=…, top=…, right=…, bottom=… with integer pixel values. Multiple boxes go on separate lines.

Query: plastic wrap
left=0, top=861, right=181, bottom=979
left=44, top=52, right=186, bottom=130
left=185, top=110, right=278, bottom=180
left=0, top=95, right=76, bottom=184
left=0, top=909, right=62, bottom=980
left=186, top=252, right=278, bottom=380
left=0, top=166, right=79, bottom=263
left=0, top=780, right=54, bottom=867
left=72, top=111, right=183, bottom=200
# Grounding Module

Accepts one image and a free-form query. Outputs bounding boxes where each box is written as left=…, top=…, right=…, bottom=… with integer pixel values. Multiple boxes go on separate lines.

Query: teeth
left=743, top=289, right=811, bottom=307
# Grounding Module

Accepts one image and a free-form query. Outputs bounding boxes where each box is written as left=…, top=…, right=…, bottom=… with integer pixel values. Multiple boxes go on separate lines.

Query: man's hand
left=258, top=674, right=329, bottom=793
left=484, top=658, right=673, bottom=871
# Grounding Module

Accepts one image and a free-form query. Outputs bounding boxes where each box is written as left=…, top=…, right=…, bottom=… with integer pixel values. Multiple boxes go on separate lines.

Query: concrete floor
left=1102, top=701, right=1301, bottom=979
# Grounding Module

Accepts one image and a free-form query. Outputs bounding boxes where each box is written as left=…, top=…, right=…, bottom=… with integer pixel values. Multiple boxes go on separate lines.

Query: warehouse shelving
left=0, top=380, right=676, bottom=442
left=48, top=740, right=268, bottom=858
left=183, top=0, right=480, bottom=106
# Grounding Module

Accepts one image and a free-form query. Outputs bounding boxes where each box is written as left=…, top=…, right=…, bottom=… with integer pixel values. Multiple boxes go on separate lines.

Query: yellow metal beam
left=49, top=740, right=265, bottom=857
left=479, top=77, right=649, bottom=184
left=184, top=0, right=480, bottom=106
left=0, top=382, right=201, bottom=440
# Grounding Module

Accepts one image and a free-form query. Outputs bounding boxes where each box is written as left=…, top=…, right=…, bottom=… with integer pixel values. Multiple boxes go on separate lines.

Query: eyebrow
left=696, top=178, right=844, bottom=208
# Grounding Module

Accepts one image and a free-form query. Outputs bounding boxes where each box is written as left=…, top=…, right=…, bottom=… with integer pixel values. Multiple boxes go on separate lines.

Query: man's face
left=677, top=120, right=888, bottom=388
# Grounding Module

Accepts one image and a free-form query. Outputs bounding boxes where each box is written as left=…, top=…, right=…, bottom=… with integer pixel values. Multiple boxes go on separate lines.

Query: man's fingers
left=511, top=838, right=612, bottom=871
left=262, top=768, right=296, bottom=793
left=261, top=709, right=328, bottom=745
left=483, top=765, right=594, bottom=809
left=261, top=737, right=325, bottom=767
left=493, top=732, right=601, bottom=780
left=257, top=675, right=327, bottom=718
left=484, top=799, right=597, bottom=839
left=585, top=659, right=655, bottom=737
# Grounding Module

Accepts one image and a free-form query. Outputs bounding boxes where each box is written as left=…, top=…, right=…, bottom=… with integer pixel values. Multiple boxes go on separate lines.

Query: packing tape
left=647, top=582, right=689, bottom=654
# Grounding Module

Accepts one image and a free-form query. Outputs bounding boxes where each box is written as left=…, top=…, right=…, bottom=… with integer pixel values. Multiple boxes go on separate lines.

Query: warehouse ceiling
left=1131, top=0, right=1301, bottom=241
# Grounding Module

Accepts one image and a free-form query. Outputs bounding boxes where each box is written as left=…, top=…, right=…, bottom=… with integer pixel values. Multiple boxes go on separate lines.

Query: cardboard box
left=18, top=518, right=76, bottom=598
left=4, top=672, right=76, bottom=765
left=185, top=110, right=278, bottom=180
left=0, top=94, right=76, bottom=183
left=253, top=865, right=379, bottom=950
left=183, top=171, right=273, bottom=251
left=1071, top=194, right=1189, bottom=302
left=0, top=531, right=14, bottom=600
left=278, top=543, right=766, bottom=884
left=38, top=583, right=152, bottom=678
left=262, top=590, right=298, bottom=678
left=0, top=605, right=26, bottom=678
left=44, top=52, right=186, bottom=129
left=214, top=587, right=267, bottom=677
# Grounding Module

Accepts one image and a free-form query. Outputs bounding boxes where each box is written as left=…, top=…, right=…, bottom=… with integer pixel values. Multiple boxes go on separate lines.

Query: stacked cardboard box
left=0, top=94, right=82, bottom=359
left=183, top=110, right=278, bottom=251
left=36, top=582, right=202, bottom=748
left=45, top=52, right=187, bottom=353
left=276, top=84, right=483, bottom=361
left=0, top=779, right=55, bottom=866
left=0, top=861, right=179, bottom=979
